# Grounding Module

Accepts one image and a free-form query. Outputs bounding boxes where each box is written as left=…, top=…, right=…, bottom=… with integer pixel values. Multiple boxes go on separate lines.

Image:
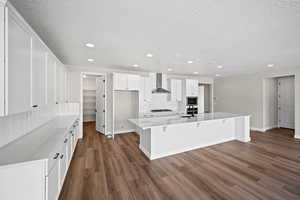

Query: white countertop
left=129, top=112, right=249, bottom=130
left=0, top=115, right=79, bottom=167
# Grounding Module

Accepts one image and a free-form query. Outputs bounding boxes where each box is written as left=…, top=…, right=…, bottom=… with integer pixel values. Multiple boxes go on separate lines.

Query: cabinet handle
left=64, top=138, right=68, bottom=143
left=53, top=153, right=60, bottom=159
left=60, top=154, right=64, bottom=159
left=32, top=105, right=38, bottom=108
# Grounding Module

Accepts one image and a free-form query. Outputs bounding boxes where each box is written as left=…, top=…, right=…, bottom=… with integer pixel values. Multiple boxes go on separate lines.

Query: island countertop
left=129, top=112, right=250, bottom=130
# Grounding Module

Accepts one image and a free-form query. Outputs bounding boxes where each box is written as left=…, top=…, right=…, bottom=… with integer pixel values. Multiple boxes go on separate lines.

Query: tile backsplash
left=0, top=103, right=79, bottom=148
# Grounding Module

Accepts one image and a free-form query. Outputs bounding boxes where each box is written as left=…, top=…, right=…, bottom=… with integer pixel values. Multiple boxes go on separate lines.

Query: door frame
left=277, top=76, right=295, bottom=129
left=80, top=72, right=107, bottom=135
left=263, top=74, right=296, bottom=135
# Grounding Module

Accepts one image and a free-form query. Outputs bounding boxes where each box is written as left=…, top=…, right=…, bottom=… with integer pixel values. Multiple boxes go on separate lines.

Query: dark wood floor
left=59, top=122, right=300, bottom=200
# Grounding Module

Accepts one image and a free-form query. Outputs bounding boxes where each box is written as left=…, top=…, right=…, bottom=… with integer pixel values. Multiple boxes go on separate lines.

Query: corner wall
left=214, top=75, right=264, bottom=130
left=214, top=69, right=300, bottom=136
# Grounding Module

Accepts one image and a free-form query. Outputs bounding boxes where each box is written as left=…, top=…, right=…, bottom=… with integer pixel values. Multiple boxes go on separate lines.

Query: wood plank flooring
left=59, top=122, right=300, bottom=200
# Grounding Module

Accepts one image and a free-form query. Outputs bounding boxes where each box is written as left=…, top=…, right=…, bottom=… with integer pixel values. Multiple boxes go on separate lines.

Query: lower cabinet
left=0, top=119, right=79, bottom=200
left=59, top=145, right=68, bottom=185
left=47, top=158, right=60, bottom=200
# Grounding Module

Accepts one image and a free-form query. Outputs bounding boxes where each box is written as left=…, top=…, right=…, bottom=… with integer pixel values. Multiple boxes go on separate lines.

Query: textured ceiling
left=9, top=0, right=300, bottom=76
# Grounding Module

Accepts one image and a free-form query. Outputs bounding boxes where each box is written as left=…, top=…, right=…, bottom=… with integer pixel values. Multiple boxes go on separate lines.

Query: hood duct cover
left=152, top=73, right=171, bottom=94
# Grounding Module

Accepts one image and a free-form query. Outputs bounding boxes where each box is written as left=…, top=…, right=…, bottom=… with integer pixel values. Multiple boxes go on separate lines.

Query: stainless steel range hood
left=152, top=73, right=170, bottom=94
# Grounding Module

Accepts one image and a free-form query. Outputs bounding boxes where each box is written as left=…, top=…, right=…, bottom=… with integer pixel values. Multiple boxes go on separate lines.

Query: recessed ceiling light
left=87, top=58, right=94, bottom=62
left=268, top=64, right=274, bottom=68
left=82, top=74, right=87, bottom=78
left=217, top=65, right=223, bottom=69
left=187, top=61, right=193, bottom=64
left=193, top=72, right=199, bottom=74
left=167, top=68, right=173, bottom=72
left=216, top=74, right=221, bottom=77
left=133, top=64, right=139, bottom=67
left=85, top=43, right=95, bottom=48
left=146, top=53, right=153, bottom=58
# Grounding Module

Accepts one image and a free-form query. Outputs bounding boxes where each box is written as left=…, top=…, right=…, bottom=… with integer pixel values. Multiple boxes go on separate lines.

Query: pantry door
left=96, top=77, right=106, bottom=134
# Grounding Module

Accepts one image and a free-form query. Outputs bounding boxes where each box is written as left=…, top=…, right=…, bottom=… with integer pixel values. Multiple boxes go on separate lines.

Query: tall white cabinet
left=32, top=37, right=47, bottom=107
left=0, top=2, right=5, bottom=116
left=6, top=10, right=32, bottom=114
left=0, top=1, right=67, bottom=116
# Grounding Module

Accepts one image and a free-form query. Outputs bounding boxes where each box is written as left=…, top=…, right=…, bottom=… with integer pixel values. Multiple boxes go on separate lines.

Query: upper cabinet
left=32, top=37, right=47, bottom=107
left=113, top=73, right=140, bottom=91
left=0, top=5, right=5, bottom=116
left=46, top=54, right=56, bottom=104
left=55, top=62, right=67, bottom=103
left=169, top=79, right=182, bottom=102
left=0, top=3, right=67, bottom=116
left=6, top=10, right=32, bottom=115
left=186, top=79, right=199, bottom=97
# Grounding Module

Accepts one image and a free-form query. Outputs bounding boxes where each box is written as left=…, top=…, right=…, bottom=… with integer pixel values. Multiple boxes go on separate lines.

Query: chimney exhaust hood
left=152, top=73, right=170, bottom=94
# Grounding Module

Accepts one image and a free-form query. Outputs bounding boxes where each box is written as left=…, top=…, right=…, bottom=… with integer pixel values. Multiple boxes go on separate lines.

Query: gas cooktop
left=151, top=109, right=173, bottom=113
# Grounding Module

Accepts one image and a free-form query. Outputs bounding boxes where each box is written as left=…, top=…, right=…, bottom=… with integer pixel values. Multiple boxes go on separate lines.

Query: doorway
left=277, top=76, right=295, bottom=129
left=263, top=75, right=295, bottom=132
left=82, top=73, right=106, bottom=135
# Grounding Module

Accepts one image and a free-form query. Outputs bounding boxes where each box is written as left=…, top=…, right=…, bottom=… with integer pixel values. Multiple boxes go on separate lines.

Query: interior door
left=278, top=76, right=295, bottom=129
left=96, top=77, right=106, bottom=134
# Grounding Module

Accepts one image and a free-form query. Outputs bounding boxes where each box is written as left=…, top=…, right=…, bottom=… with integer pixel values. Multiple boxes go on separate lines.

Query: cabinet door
left=113, top=73, right=127, bottom=90
left=176, top=80, right=182, bottom=101
left=127, top=74, right=140, bottom=90
left=59, top=145, right=67, bottom=186
left=6, top=12, right=31, bottom=115
left=186, top=79, right=198, bottom=97
left=144, top=77, right=152, bottom=101
left=170, top=79, right=177, bottom=101
left=47, top=158, right=60, bottom=200
left=0, top=6, right=5, bottom=116
left=32, top=37, right=46, bottom=107
left=55, top=63, right=65, bottom=103
left=46, top=54, right=56, bottom=104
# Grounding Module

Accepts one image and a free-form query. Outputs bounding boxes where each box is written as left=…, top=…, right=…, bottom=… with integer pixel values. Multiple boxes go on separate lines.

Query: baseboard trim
left=114, top=129, right=136, bottom=135
left=251, top=127, right=265, bottom=132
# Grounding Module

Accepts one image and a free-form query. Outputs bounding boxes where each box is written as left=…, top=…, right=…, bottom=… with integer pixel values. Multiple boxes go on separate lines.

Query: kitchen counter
left=0, top=115, right=79, bottom=167
left=129, top=112, right=251, bottom=160
left=129, top=112, right=249, bottom=130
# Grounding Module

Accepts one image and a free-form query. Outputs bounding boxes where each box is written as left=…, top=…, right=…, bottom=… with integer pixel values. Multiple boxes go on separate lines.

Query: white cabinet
left=113, top=73, right=127, bottom=90
left=0, top=3, right=67, bottom=116
left=0, top=6, right=5, bottom=116
left=55, top=63, right=67, bottom=103
left=113, top=73, right=140, bottom=91
left=6, top=11, right=31, bottom=115
left=169, top=79, right=182, bottom=101
left=127, top=74, right=140, bottom=90
left=46, top=54, right=56, bottom=104
left=31, top=37, right=47, bottom=107
left=59, top=145, right=68, bottom=186
left=186, top=79, right=199, bottom=97
left=139, top=76, right=152, bottom=113
left=47, top=157, right=60, bottom=200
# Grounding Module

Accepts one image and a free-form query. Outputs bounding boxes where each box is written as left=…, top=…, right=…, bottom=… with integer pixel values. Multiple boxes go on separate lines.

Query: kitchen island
left=129, top=112, right=250, bottom=160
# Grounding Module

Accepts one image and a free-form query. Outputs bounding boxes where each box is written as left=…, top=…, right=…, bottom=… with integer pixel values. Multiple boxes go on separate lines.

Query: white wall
left=263, top=78, right=278, bottom=130
left=214, top=69, right=300, bottom=137
left=214, top=75, right=264, bottom=129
